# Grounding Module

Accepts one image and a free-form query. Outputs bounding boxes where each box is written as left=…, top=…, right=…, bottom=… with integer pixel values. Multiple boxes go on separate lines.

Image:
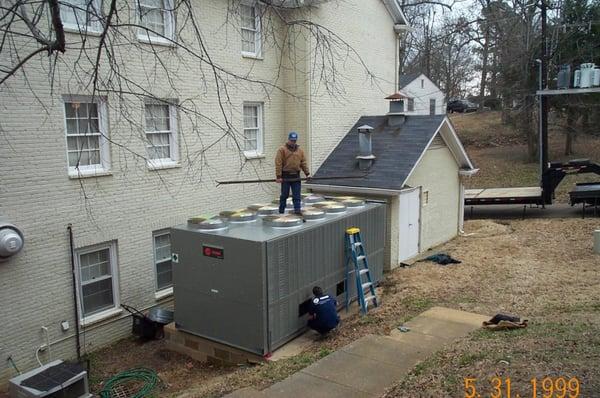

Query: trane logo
left=203, top=245, right=224, bottom=259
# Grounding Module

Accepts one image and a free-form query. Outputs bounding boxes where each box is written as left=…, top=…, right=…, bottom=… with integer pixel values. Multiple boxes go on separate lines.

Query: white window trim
left=145, top=102, right=179, bottom=169
left=152, top=230, right=173, bottom=294
left=63, top=95, right=111, bottom=178
left=243, top=102, right=264, bottom=158
left=60, top=0, right=103, bottom=34
left=74, top=241, right=120, bottom=326
left=136, top=0, right=176, bottom=45
left=240, top=3, right=262, bottom=58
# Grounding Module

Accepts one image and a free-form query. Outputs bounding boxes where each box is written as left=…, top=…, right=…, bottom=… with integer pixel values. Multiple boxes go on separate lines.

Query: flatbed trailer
left=465, top=159, right=600, bottom=217
left=569, top=182, right=600, bottom=218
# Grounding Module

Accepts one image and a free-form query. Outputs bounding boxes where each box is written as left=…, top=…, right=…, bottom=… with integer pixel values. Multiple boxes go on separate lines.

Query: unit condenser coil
left=9, top=360, right=92, bottom=398
left=172, top=200, right=386, bottom=356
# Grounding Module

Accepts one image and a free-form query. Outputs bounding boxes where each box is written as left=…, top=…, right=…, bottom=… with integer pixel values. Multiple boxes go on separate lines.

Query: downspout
left=306, top=7, right=313, bottom=171
left=67, top=224, right=82, bottom=361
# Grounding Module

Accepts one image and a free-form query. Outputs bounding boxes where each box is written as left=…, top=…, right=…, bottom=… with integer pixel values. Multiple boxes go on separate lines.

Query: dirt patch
left=463, top=219, right=513, bottom=237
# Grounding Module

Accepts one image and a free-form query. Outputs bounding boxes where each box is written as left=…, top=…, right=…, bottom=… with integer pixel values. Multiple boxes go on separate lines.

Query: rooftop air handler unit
left=171, top=199, right=386, bottom=356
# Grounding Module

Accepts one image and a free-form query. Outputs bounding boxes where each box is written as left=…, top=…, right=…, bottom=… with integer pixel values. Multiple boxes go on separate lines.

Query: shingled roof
left=398, top=72, right=422, bottom=89
left=307, top=114, right=475, bottom=192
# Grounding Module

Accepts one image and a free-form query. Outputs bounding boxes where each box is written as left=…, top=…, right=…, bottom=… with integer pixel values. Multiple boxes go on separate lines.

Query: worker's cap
left=288, top=131, right=298, bottom=141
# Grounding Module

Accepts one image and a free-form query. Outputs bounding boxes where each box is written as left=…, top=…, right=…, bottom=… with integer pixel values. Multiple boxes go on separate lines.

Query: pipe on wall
left=67, top=224, right=82, bottom=361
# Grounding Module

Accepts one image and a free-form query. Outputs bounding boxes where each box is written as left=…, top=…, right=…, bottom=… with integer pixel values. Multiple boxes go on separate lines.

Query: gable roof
left=398, top=73, right=422, bottom=89
left=307, top=115, right=475, bottom=192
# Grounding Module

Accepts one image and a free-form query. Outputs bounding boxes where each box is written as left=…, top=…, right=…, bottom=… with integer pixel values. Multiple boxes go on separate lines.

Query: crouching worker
left=308, top=286, right=340, bottom=336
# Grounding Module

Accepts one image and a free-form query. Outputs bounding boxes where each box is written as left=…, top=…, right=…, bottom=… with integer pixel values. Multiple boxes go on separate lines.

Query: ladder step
left=359, top=269, right=369, bottom=276
left=354, top=242, right=362, bottom=247
left=364, top=295, right=377, bottom=303
left=361, top=282, right=373, bottom=291
left=356, top=255, right=366, bottom=262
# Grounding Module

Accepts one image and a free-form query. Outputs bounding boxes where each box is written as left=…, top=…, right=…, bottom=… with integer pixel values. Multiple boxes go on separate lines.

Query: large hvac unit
left=579, top=63, right=596, bottom=88
left=172, top=199, right=386, bottom=356
left=9, top=360, right=91, bottom=398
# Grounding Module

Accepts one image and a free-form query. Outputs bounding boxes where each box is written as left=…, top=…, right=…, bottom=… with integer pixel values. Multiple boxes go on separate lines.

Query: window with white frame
left=144, top=102, right=178, bottom=166
left=64, top=97, right=110, bottom=176
left=240, top=4, right=261, bottom=57
left=76, top=242, right=119, bottom=318
left=407, top=98, right=415, bottom=112
left=243, top=103, right=263, bottom=156
left=137, top=0, right=175, bottom=42
left=153, top=232, right=172, bottom=291
left=60, top=0, right=102, bottom=32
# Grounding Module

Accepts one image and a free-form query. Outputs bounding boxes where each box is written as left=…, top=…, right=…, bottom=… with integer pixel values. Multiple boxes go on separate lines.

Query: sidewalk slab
left=300, top=350, right=408, bottom=395
left=340, top=335, right=431, bottom=368
left=222, top=387, right=264, bottom=398
left=266, top=372, right=367, bottom=398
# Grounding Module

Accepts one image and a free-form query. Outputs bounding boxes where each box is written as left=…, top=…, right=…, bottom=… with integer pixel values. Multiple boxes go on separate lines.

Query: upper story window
left=63, top=96, right=111, bottom=177
left=60, top=0, right=102, bottom=33
left=75, top=242, right=120, bottom=320
left=144, top=102, right=179, bottom=168
left=137, top=0, right=175, bottom=44
left=240, top=4, right=261, bottom=57
left=243, top=102, right=264, bottom=158
left=407, top=98, right=415, bottom=112
left=421, top=79, right=425, bottom=88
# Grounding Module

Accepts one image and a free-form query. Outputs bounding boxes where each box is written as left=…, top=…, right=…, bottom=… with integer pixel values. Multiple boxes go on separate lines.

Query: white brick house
left=0, top=0, right=407, bottom=382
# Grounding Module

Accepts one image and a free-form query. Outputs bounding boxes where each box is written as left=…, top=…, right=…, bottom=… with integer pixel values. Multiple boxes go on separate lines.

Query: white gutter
left=305, top=183, right=402, bottom=196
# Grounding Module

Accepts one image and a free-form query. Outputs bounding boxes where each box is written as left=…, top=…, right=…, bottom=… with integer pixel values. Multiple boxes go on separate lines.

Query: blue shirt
left=308, top=295, right=340, bottom=331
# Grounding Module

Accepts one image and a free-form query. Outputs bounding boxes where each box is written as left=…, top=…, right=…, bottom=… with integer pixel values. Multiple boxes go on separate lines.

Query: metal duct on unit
left=0, top=218, right=24, bottom=262
left=356, top=125, right=375, bottom=171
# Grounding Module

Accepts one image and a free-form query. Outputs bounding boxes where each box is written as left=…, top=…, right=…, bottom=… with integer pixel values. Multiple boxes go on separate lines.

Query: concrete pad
left=269, top=331, right=314, bottom=361
left=264, top=372, right=367, bottom=398
left=418, top=306, right=489, bottom=327
left=341, top=335, right=431, bottom=368
left=403, top=316, right=480, bottom=339
left=300, top=350, right=407, bottom=395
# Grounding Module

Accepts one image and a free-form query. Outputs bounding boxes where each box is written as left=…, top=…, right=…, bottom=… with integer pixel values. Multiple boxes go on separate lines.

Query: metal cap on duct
left=356, top=124, right=375, bottom=171
left=0, top=218, right=24, bottom=262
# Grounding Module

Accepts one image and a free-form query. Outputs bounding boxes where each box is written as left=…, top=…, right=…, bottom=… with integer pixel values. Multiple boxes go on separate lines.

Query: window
left=153, top=232, right=173, bottom=292
left=421, top=79, right=425, bottom=88
left=407, top=98, right=415, bottom=112
left=240, top=4, right=261, bottom=57
left=422, top=190, right=429, bottom=205
left=137, top=0, right=175, bottom=43
left=144, top=102, right=178, bottom=167
left=430, top=98, right=436, bottom=115
left=64, top=97, right=110, bottom=176
left=76, top=242, right=119, bottom=319
left=243, top=103, right=264, bottom=157
left=60, top=0, right=102, bottom=32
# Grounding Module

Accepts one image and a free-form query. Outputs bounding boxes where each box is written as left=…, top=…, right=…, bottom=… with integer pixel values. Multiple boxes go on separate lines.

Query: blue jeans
left=279, top=177, right=302, bottom=213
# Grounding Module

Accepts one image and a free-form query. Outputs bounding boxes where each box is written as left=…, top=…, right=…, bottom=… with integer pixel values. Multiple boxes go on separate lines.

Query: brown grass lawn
left=78, top=111, right=600, bottom=398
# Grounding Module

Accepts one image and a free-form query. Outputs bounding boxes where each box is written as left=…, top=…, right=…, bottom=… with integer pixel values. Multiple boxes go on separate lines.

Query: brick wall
left=0, top=0, right=399, bottom=381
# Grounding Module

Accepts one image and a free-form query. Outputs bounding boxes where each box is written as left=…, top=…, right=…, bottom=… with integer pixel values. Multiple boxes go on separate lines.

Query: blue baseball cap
left=288, top=131, right=298, bottom=141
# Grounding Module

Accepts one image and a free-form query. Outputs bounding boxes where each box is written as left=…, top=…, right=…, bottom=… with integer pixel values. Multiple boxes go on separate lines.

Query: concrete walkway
left=224, top=307, right=488, bottom=398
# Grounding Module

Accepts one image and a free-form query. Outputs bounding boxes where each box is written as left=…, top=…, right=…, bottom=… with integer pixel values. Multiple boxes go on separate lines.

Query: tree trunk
left=478, top=28, right=490, bottom=109
left=565, top=106, right=576, bottom=156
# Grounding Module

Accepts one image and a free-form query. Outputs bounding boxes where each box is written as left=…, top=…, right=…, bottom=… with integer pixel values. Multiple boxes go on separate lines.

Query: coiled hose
left=99, top=368, right=160, bottom=398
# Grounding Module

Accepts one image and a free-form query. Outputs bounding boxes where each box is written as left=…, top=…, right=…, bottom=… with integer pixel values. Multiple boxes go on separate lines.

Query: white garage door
left=398, top=188, right=420, bottom=262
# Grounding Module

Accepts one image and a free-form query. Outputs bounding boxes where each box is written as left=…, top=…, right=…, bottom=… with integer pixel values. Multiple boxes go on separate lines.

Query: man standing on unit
left=275, top=131, right=310, bottom=214
left=307, top=286, right=340, bottom=336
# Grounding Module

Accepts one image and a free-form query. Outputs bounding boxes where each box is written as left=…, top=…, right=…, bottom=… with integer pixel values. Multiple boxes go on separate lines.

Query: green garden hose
left=99, top=368, right=160, bottom=398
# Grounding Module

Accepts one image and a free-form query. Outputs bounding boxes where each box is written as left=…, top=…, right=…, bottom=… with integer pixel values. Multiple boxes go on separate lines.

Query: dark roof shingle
left=311, top=115, right=445, bottom=191
left=398, top=72, right=422, bottom=89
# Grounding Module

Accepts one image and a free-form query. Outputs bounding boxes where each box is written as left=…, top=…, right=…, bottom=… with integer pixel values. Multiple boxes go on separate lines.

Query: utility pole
left=540, top=0, right=549, bottom=174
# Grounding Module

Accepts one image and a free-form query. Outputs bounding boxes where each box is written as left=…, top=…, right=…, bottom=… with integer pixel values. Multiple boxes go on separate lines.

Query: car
left=447, top=99, right=478, bottom=113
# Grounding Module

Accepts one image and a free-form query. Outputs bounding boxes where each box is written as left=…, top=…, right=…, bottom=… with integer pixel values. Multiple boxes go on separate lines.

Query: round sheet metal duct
left=311, top=201, right=339, bottom=208
left=262, top=215, right=303, bottom=228
left=302, top=194, right=325, bottom=204
left=302, top=207, right=326, bottom=220
left=338, top=198, right=365, bottom=207
left=247, top=203, right=269, bottom=211
left=189, top=216, right=229, bottom=230
left=256, top=205, right=279, bottom=216
left=322, top=203, right=347, bottom=213
left=228, top=211, right=258, bottom=222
